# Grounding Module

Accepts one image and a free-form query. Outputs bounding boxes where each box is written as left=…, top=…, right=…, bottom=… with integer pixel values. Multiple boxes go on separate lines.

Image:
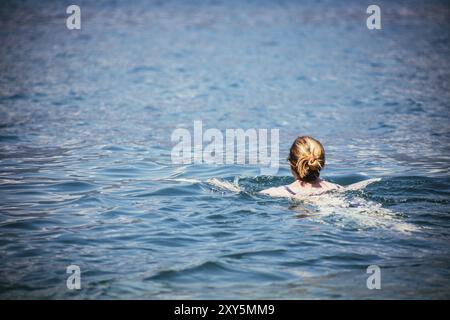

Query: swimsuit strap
left=284, top=186, right=297, bottom=195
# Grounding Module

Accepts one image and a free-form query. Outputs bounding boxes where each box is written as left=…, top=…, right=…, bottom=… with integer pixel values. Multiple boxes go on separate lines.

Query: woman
left=260, top=136, right=341, bottom=197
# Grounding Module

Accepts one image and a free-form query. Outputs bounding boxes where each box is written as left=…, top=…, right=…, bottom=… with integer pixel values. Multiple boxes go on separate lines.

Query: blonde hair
left=288, top=136, right=325, bottom=182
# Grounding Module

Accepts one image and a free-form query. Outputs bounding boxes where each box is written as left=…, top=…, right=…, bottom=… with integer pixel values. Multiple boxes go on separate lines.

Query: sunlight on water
left=0, top=0, right=449, bottom=299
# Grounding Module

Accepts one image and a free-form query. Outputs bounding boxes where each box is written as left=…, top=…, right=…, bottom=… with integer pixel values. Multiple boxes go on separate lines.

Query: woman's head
left=288, top=136, right=325, bottom=182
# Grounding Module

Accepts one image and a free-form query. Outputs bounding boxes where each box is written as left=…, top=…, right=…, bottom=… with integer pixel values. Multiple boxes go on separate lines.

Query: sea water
left=0, top=0, right=449, bottom=299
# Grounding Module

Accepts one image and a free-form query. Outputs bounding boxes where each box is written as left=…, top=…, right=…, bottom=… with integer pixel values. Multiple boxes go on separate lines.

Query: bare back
left=260, top=179, right=342, bottom=198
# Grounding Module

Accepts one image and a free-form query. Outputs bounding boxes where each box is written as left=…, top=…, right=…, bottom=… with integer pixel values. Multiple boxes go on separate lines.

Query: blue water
left=0, top=0, right=449, bottom=299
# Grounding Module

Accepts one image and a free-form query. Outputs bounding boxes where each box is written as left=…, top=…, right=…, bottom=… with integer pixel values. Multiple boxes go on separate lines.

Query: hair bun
left=308, top=157, right=322, bottom=171
left=289, top=136, right=325, bottom=182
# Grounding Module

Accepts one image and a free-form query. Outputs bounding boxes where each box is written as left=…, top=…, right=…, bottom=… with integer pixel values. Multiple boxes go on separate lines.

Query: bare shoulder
left=259, top=186, right=290, bottom=197
left=320, top=180, right=342, bottom=190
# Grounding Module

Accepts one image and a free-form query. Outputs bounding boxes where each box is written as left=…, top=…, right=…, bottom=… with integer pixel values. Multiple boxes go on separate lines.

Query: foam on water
left=207, top=177, right=242, bottom=192
left=207, top=177, right=420, bottom=233
left=0, top=0, right=449, bottom=299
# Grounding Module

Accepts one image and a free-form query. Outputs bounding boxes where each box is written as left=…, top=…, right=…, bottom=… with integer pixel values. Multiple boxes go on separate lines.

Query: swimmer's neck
left=289, top=178, right=323, bottom=189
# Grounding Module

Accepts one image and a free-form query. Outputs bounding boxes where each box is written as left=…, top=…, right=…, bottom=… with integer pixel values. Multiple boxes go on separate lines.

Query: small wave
left=144, top=260, right=231, bottom=282
left=48, top=181, right=97, bottom=192
left=344, top=178, right=381, bottom=191
left=128, top=65, right=162, bottom=74
left=206, top=176, right=419, bottom=234
left=207, top=178, right=241, bottom=192
left=292, top=192, right=420, bottom=234
left=162, top=178, right=202, bottom=184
